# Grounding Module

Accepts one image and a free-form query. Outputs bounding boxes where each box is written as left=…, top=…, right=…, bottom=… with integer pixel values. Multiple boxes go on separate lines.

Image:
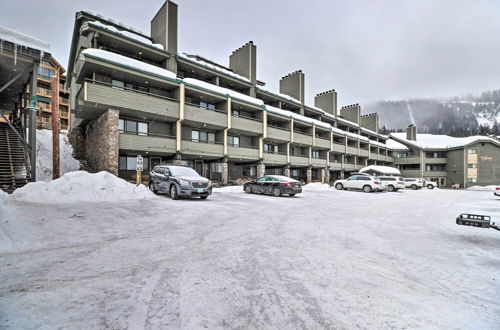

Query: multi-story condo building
left=389, top=125, right=500, bottom=187
left=66, top=1, right=396, bottom=184
left=33, top=57, right=71, bottom=130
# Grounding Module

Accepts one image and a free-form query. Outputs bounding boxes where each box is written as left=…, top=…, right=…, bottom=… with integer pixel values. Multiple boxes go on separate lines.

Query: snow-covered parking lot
left=1, top=185, right=499, bottom=329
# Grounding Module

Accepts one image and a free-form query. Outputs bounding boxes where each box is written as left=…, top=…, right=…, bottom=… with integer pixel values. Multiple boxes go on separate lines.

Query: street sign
left=136, top=155, right=143, bottom=171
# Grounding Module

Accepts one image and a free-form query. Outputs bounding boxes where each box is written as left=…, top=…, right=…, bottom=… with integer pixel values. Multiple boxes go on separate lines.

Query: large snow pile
left=10, top=171, right=155, bottom=203
left=467, top=185, right=498, bottom=191
left=360, top=165, right=401, bottom=176
left=302, top=182, right=332, bottom=191
left=36, top=129, right=80, bottom=182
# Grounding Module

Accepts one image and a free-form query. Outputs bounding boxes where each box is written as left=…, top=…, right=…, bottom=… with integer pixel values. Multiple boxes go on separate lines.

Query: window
left=192, top=130, right=216, bottom=143
left=468, top=149, right=477, bottom=154
left=119, top=119, right=148, bottom=135
left=468, top=178, right=477, bottom=183
left=228, top=136, right=240, bottom=147
left=312, top=151, right=320, bottom=159
left=264, top=144, right=279, bottom=153
left=119, top=156, right=149, bottom=171
left=468, top=164, right=477, bottom=168
left=112, top=79, right=124, bottom=90
left=200, top=101, right=216, bottom=111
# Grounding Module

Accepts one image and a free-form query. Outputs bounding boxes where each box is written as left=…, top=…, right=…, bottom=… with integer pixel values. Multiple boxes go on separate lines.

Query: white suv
left=379, top=176, right=405, bottom=192
left=403, top=178, right=424, bottom=190
left=334, top=175, right=384, bottom=193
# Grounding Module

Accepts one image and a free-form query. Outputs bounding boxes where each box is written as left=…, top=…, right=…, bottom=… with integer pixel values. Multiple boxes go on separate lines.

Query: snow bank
left=467, top=185, right=498, bottom=191
left=10, top=171, right=156, bottom=204
left=36, top=130, right=80, bottom=182
left=82, top=49, right=177, bottom=80
left=302, top=182, right=332, bottom=191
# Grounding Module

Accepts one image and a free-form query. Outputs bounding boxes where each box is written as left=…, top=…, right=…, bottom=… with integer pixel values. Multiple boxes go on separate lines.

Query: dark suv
left=149, top=165, right=212, bottom=200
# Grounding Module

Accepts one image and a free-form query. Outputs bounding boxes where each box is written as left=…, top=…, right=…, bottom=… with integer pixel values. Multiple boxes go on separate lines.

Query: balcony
left=424, top=158, right=447, bottom=165
left=394, top=156, right=420, bottom=164
left=181, top=140, right=224, bottom=158
left=289, top=155, right=310, bottom=167
left=311, top=157, right=327, bottom=167
left=329, top=162, right=342, bottom=170
left=263, top=152, right=287, bottom=165
left=315, top=137, right=331, bottom=149
left=293, top=132, right=313, bottom=145
left=184, top=103, right=227, bottom=129
left=77, top=80, right=180, bottom=120
left=227, top=145, right=260, bottom=161
left=332, top=143, right=345, bottom=153
left=267, top=126, right=290, bottom=142
left=119, top=133, right=176, bottom=154
left=346, top=146, right=358, bottom=155
left=231, top=115, right=263, bottom=134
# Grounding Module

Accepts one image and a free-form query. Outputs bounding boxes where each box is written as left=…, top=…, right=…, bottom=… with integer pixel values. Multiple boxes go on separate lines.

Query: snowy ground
left=0, top=188, right=499, bottom=329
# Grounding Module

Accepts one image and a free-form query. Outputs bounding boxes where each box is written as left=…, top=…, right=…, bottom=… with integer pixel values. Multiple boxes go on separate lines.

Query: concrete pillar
left=306, top=166, right=312, bottom=183
left=221, top=159, right=229, bottom=185
left=257, top=162, right=265, bottom=178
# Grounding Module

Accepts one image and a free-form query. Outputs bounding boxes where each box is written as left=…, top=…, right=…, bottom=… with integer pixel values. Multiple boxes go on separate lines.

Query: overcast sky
left=1, top=0, right=499, bottom=107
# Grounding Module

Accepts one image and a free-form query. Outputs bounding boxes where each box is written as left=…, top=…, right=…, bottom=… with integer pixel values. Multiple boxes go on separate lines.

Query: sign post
left=136, top=155, right=143, bottom=186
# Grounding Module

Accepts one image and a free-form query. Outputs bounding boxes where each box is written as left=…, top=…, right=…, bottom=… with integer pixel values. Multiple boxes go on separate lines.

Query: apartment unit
left=66, top=1, right=394, bottom=184
left=32, top=57, right=71, bottom=130
left=389, top=125, right=500, bottom=187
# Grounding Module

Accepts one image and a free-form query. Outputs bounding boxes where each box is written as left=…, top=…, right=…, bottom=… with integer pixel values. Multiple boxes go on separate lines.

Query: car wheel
left=387, top=185, right=395, bottom=192
left=363, top=185, right=372, bottom=193
left=200, top=196, right=208, bottom=200
left=149, top=181, right=158, bottom=195
left=335, top=183, right=344, bottom=190
left=411, top=184, right=417, bottom=190
left=273, top=187, right=282, bottom=197
left=289, top=194, right=295, bottom=197
left=245, top=185, right=252, bottom=194
left=427, top=184, right=434, bottom=189
left=170, top=185, right=179, bottom=200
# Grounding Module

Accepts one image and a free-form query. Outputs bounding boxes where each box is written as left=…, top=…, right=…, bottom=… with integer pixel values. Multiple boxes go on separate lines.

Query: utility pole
left=51, top=76, right=60, bottom=179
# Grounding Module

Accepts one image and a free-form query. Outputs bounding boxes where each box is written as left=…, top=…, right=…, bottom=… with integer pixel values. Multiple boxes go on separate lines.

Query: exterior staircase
left=0, top=123, right=31, bottom=193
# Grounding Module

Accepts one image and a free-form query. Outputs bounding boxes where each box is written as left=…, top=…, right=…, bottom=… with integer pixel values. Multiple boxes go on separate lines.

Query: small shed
left=359, top=165, right=401, bottom=177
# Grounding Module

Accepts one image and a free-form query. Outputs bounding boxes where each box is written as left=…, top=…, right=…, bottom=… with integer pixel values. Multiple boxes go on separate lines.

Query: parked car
left=403, top=178, right=424, bottom=190
left=378, top=176, right=405, bottom=192
left=424, top=180, right=438, bottom=189
left=334, top=175, right=384, bottom=193
left=149, top=164, right=212, bottom=200
left=243, top=175, right=302, bottom=197
left=494, top=187, right=500, bottom=197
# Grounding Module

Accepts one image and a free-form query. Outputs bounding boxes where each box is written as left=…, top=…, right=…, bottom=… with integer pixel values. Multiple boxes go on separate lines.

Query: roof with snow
left=360, top=165, right=401, bottom=176
left=0, top=25, right=50, bottom=52
left=389, top=132, right=500, bottom=150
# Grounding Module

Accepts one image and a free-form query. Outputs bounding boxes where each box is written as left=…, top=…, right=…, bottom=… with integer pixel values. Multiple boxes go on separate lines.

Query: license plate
left=197, top=188, right=204, bottom=193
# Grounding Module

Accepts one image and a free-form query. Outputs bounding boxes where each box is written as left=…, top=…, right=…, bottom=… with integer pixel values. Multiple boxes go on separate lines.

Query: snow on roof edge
left=0, top=25, right=50, bottom=53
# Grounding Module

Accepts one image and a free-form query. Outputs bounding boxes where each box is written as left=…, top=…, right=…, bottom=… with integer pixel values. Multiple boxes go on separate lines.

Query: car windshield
left=169, top=166, right=201, bottom=177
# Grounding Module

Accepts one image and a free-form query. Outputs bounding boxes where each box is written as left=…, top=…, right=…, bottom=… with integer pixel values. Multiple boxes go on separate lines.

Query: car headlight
left=179, top=179, right=189, bottom=186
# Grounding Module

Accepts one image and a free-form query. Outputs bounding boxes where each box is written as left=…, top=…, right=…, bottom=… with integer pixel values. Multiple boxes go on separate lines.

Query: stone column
left=85, top=109, right=119, bottom=175
left=306, top=166, right=312, bottom=183
left=325, top=168, right=331, bottom=184
left=284, top=165, right=291, bottom=178
left=257, top=161, right=266, bottom=178
left=221, top=159, right=229, bottom=185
